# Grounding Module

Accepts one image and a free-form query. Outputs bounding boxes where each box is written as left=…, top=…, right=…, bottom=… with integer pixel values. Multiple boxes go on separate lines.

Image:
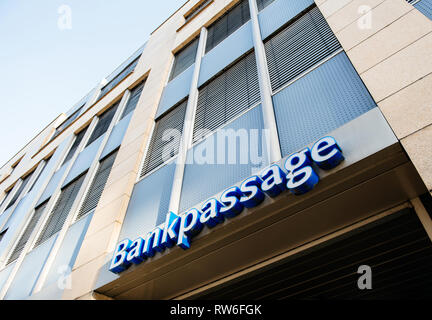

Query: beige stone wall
left=316, top=0, right=432, bottom=192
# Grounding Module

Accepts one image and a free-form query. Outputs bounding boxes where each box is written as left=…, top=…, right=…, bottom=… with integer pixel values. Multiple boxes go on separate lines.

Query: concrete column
left=248, top=0, right=282, bottom=163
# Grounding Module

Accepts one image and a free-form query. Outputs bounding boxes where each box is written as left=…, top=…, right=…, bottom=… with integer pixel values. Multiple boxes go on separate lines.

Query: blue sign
left=109, top=136, right=344, bottom=273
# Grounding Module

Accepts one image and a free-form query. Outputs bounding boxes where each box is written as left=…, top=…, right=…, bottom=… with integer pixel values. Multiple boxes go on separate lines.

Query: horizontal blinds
left=193, top=51, right=260, bottom=142
left=141, top=100, right=187, bottom=178
left=77, top=151, right=118, bottom=220
left=62, top=127, right=88, bottom=166
left=205, top=0, right=251, bottom=53
left=7, top=201, right=48, bottom=265
left=170, top=38, right=199, bottom=81
left=35, top=173, right=86, bottom=247
left=185, top=0, right=213, bottom=22
left=98, top=56, right=140, bottom=99
left=86, top=103, right=119, bottom=147
left=412, top=0, right=432, bottom=19
left=120, top=81, right=146, bottom=120
left=256, top=0, right=275, bottom=11
left=5, top=172, right=33, bottom=210
left=264, top=6, right=342, bottom=91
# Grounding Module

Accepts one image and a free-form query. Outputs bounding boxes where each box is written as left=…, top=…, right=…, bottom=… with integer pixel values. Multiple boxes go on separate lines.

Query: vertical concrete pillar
left=168, top=27, right=208, bottom=214
left=248, top=0, right=282, bottom=163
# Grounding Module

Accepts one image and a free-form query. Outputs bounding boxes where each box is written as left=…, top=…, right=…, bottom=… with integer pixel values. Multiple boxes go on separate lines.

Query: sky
left=0, top=0, right=184, bottom=167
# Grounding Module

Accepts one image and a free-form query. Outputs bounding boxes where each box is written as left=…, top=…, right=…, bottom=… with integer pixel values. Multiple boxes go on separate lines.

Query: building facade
left=0, top=0, right=432, bottom=300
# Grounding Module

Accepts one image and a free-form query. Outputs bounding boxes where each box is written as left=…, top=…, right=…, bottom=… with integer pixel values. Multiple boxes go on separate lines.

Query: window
left=98, top=56, right=141, bottom=100
left=62, top=127, right=88, bottom=166
left=406, top=0, right=432, bottom=20
left=205, top=0, right=251, bottom=53
left=5, top=171, right=34, bottom=210
left=140, top=100, right=188, bottom=178
left=256, top=0, right=275, bottom=11
left=193, top=50, right=260, bottom=143
left=264, top=5, right=342, bottom=91
left=120, top=80, right=146, bottom=120
left=77, top=151, right=118, bottom=220
left=185, top=0, right=213, bottom=22
left=35, top=173, right=86, bottom=247
left=50, top=106, right=83, bottom=142
left=86, top=103, right=119, bottom=147
left=7, top=201, right=48, bottom=265
left=169, top=38, right=199, bottom=81
left=28, top=156, right=52, bottom=193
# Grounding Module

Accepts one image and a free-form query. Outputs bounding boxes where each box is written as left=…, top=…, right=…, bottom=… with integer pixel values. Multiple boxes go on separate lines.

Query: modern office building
left=0, top=0, right=432, bottom=300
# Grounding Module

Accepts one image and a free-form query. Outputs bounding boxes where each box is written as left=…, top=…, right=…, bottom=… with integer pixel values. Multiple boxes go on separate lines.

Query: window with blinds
left=50, top=106, right=83, bottom=142
left=77, top=151, right=118, bottom=220
left=264, top=5, right=342, bottom=92
left=62, top=127, right=88, bottom=166
left=98, top=56, right=141, bottom=100
left=34, top=173, right=86, bottom=247
left=185, top=0, right=213, bottom=22
left=406, top=0, right=432, bottom=20
left=140, top=100, right=187, bottom=178
left=193, top=50, right=260, bottom=143
left=5, top=171, right=34, bottom=210
left=170, top=38, right=199, bottom=81
left=120, top=80, right=146, bottom=120
left=28, top=156, right=52, bottom=193
left=86, top=103, right=119, bottom=147
left=256, top=0, right=275, bottom=11
left=205, top=0, right=251, bottom=53
left=7, top=201, right=48, bottom=265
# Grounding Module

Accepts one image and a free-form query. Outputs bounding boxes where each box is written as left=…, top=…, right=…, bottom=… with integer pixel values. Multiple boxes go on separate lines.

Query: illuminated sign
left=109, top=136, right=344, bottom=273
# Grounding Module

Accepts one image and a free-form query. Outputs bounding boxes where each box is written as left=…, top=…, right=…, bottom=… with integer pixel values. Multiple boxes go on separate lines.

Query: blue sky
left=0, top=0, right=184, bottom=167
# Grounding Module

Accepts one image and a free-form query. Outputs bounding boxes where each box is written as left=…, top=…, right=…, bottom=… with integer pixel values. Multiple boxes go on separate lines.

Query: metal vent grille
left=35, top=173, right=86, bottom=247
left=5, top=171, right=34, bottom=210
left=141, top=100, right=187, bottom=178
left=77, top=151, right=118, bottom=220
left=257, top=0, right=275, bottom=11
left=120, top=81, right=146, bottom=120
left=86, top=103, right=119, bottom=147
left=193, top=50, right=260, bottom=143
left=205, top=0, right=251, bottom=53
left=7, top=201, right=48, bottom=265
left=170, top=38, right=199, bottom=81
left=62, top=127, right=88, bottom=166
left=264, top=5, right=341, bottom=91
left=195, top=209, right=432, bottom=300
